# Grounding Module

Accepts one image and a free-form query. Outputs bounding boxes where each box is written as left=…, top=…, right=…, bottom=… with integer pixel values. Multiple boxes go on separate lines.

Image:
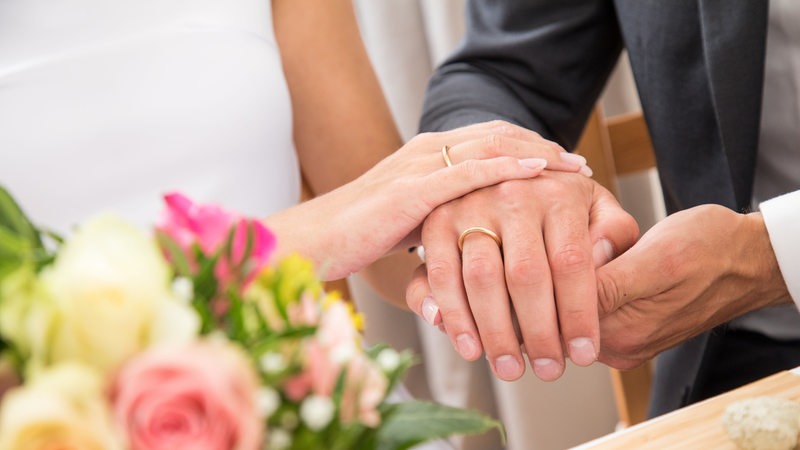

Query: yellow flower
left=0, top=363, right=122, bottom=450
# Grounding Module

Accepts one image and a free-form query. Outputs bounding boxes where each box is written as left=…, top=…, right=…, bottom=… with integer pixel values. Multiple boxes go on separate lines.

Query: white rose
left=0, top=362, right=122, bottom=450
left=34, top=214, right=198, bottom=374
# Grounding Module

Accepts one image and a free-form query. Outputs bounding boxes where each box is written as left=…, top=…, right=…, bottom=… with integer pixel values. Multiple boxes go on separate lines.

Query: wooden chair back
left=574, top=106, right=657, bottom=427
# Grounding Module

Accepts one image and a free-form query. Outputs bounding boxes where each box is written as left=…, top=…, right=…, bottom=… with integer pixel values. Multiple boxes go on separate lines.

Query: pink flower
left=339, top=353, right=388, bottom=427
left=157, top=192, right=276, bottom=292
left=283, top=302, right=387, bottom=427
left=110, top=340, right=263, bottom=450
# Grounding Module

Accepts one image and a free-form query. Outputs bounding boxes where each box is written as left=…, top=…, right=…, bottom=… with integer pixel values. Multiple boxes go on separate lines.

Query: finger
left=460, top=231, right=525, bottom=381
left=416, top=157, right=548, bottom=215
left=501, top=216, right=565, bottom=381
left=587, top=184, right=640, bottom=267
left=542, top=198, right=599, bottom=367
left=428, top=120, right=555, bottom=149
left=447, top=135, right=590, bottom=174
left=422, top=211, right=483, bottom=361
left=595, top=245, right=650, bottom=317
left=406, top=263, right=442, bottom=326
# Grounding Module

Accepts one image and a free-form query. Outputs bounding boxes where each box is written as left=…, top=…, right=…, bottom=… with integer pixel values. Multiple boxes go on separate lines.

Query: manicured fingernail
left=519, top=158, right=548, bottom=170
left=416, top=245, right=426, bottom=262
left=579, top=164, right=594, bottom=177
left=569, top=337, right=597, bottom=366
left=592, top=238, right=615, bottom=267
left=533, top=358, right=563, bottom=381
left=495, top=355, right=522, bottom=380
left=559, top=152, right=587, bottom=166
left=421, top=296, right=440, bottom=325
left=456, top=333, right=479, bottom=359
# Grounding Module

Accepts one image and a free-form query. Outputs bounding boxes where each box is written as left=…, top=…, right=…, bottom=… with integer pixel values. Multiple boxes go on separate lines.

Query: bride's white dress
left=0, top=0, right=299, bottom=233
left=0, top=2, right=453, bottom=448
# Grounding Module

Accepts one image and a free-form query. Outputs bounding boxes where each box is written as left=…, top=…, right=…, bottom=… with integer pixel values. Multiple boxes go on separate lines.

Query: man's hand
left=407, top=170, right=638, bottom=382
left=597, top=205, right=791, bottom=370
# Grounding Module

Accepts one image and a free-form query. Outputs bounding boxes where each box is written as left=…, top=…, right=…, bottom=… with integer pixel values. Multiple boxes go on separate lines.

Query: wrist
left=743, top=212, right=791, bottom=307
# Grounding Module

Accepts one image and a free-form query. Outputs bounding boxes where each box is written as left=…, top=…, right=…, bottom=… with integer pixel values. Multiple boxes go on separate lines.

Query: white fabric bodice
left=0, top=0, right=299, bottom=234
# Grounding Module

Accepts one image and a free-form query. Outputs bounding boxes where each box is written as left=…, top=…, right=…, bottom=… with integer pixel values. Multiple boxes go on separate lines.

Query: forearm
left=273, top=0, right=401, bottom=194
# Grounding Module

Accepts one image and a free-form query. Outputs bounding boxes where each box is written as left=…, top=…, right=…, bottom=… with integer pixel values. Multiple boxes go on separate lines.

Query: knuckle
left=597, top=272, right=623, bottom=315
left=423, top=204, right=454, bottom=229
left=439, top=308, right=470, bottom=330
left=521, top=332, right=557, bottom=355
left=494, top=178, right=528, bottom=199
left=505, top=256, right=542, bottom=287
left=462, top=254, right=502, bottom=289
left=410, top=131, right=434, bottom=146
left=478, top=328, right=515, bottom=350
left=426, top=259, right=459, bottom=288
left=546, top=140, right=565, bottom=155
left=487, top=119, right=513, bottom=132
left=550, top=243, right=592, bottom=275
left=482, top=133, right=506, bottom=155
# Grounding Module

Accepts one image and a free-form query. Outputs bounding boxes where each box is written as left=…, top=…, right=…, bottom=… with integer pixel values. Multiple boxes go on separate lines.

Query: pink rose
left=111, top=340, right=263, bottom=450
left=157, top=192, right=276, bottom=292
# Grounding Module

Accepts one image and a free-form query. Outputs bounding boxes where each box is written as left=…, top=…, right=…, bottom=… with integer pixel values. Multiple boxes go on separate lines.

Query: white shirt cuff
left=760, top=190, right=800, bottom=311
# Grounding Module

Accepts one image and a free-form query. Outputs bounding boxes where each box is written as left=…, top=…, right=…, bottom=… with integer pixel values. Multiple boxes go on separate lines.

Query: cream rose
left=111, top=339, right=263, bottom=450
left=0, top=363, right=122, bottom=450
left=31, top=214, right=198, bottom=374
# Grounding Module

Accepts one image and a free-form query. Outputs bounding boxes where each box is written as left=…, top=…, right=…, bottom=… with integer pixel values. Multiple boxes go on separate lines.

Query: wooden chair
left=574, top=106, right=657, bottom=427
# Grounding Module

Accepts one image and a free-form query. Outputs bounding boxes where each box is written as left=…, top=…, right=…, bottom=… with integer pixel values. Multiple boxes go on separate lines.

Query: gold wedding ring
left=442, top=145, right=454, bottom=167
left=457, top=226, right=502, bottom=252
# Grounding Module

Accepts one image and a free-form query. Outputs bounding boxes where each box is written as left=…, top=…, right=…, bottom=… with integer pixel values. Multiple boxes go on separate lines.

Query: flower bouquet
left=0, top=186, right=502, bottom=450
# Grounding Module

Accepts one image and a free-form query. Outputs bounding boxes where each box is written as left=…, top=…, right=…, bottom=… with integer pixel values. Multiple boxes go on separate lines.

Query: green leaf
left=0, top=185, right=42, bottom=247
left=155, top=231, right=192, bottom=277
left=0, top=187, right=60, bottom=284
left=376, top=401, right=504, bottom=450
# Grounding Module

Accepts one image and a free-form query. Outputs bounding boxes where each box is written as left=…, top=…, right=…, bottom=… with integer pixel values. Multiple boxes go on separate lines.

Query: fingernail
left=421, top=296, right=440, bottom=326
left=592, top=238, right=614, bottom=267
left=495, top=355, right=522, bottom=380
left=559, top=152, right=587, bottom=166
left=416, top=245, right=426, bottom=263
left=532, top=358, right=563, bottom=381
left=456, top=333, right=479, bottom=359
left=579, top=164, right=594, bottom=177
left=519, top=158, right=548, bottom=170
left=569, top=337, right=598, bottom=366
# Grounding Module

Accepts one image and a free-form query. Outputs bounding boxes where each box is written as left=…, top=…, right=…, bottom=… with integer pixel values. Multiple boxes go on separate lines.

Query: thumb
left=588, top=185, right=639, bottom=267
left=596, top=262, right=632, bottom=318
left=596, top=241, right=659, bottom=318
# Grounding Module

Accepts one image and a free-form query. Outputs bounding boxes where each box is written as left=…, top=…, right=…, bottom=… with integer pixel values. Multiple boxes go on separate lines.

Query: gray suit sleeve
left=420, top=0, right=624, bottom=150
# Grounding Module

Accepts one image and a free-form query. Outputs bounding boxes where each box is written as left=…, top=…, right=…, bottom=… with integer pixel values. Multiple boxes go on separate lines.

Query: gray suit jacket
left=420, top=0, right=768, bottom=416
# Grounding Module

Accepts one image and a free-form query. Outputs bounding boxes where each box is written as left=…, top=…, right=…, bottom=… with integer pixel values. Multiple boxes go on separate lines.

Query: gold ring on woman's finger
left=442, top=145, right=454, bottom=167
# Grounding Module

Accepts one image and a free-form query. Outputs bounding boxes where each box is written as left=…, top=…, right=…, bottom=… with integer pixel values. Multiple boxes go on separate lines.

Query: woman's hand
left=264, top=121, right=591, bottom=280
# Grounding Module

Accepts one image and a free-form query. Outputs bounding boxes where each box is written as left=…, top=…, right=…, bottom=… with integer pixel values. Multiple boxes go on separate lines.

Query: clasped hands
left=405, top=127, right=791, bottom=382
